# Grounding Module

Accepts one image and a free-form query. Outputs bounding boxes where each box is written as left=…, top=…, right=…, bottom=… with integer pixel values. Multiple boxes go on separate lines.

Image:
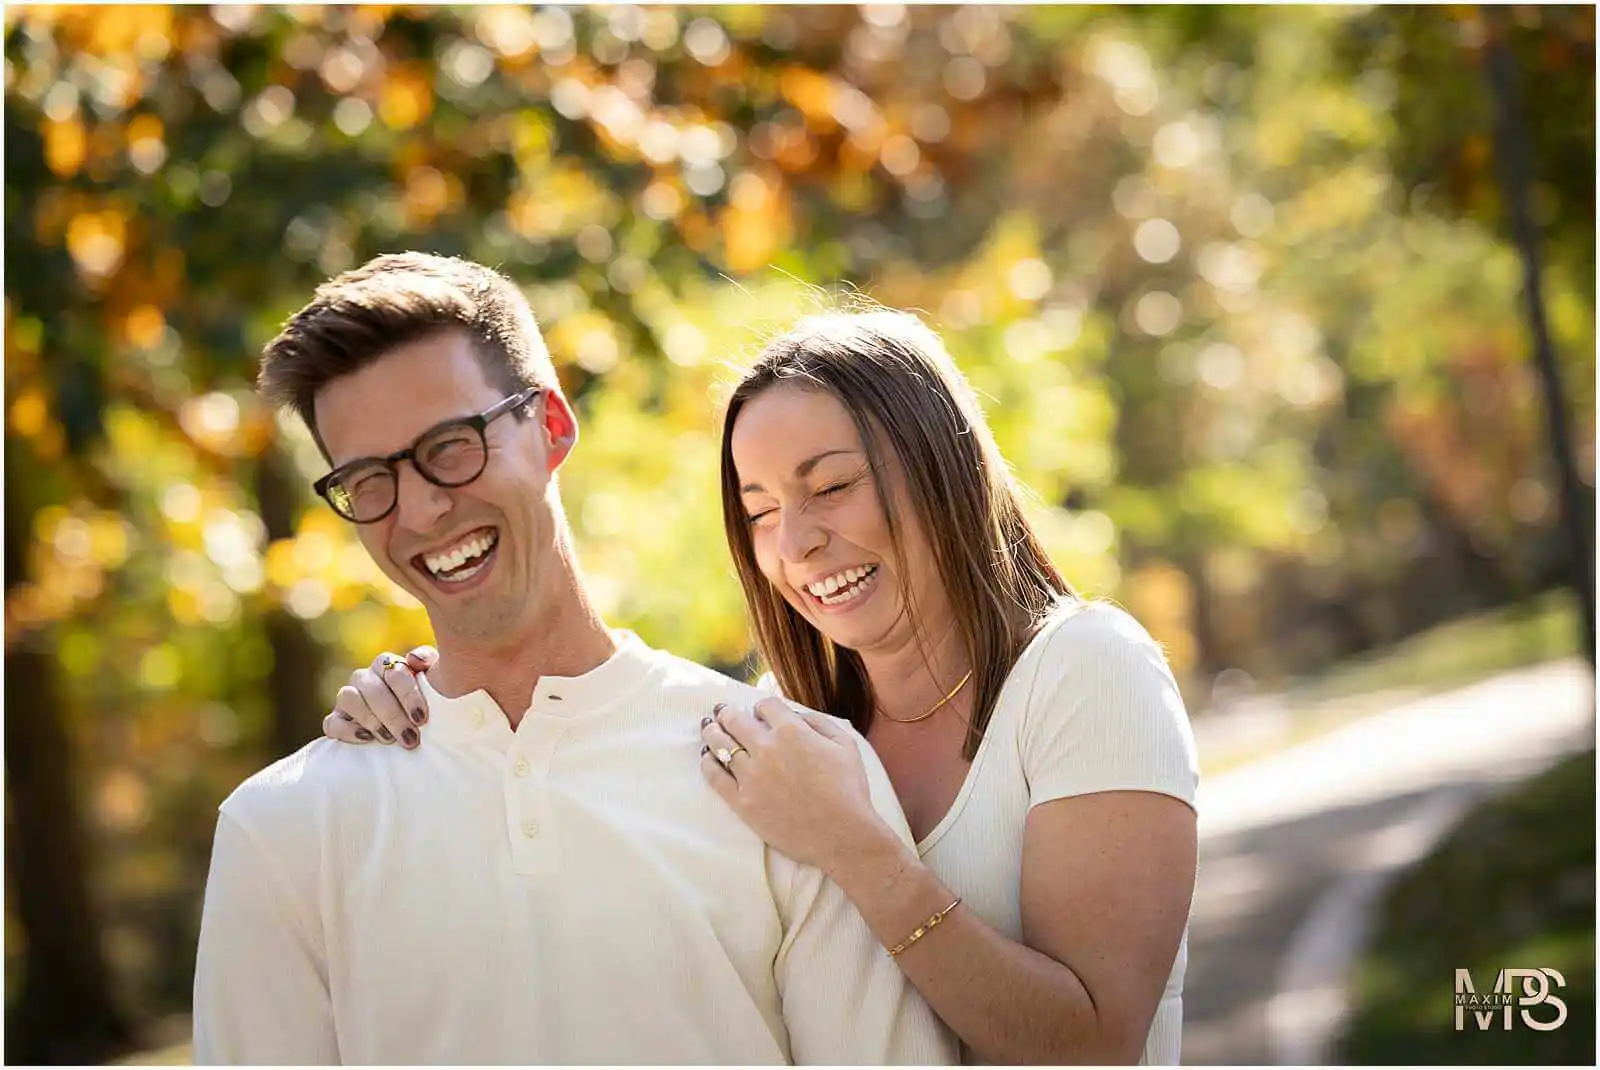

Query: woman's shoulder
left=1018, top=597, right=1165, bottom=680
left=998, top=598, right=1185, bottom=735
left=1008, top=598, right=1198, bottom=800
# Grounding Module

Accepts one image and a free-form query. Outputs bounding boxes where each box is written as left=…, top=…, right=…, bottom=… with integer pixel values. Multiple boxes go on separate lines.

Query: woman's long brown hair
left=720, top=309, right=1076, bottom=760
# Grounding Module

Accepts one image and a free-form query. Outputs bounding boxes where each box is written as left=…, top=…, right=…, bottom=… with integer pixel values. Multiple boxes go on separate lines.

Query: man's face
left=314, top=329, right=569, bottom=647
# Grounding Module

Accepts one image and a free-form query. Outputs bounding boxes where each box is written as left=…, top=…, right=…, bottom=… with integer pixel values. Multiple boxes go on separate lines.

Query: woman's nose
left=776, top=511, right=826, bottom=561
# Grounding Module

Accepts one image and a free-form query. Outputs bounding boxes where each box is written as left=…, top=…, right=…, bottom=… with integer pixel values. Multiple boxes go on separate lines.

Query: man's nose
left=393, top=463, right=453, bottom=532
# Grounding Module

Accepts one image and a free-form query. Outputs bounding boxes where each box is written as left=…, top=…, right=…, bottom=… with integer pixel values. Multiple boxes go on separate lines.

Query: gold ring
left=715, top=745, right=748, bottom=766
left=379, top=653, right=400, bottom=671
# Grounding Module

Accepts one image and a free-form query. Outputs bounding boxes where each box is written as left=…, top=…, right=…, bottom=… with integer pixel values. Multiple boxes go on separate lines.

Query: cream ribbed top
left=928, top=600, right=1199, bottom=1064
left=192, top=632, right=956, bottom=1066
left=768, top=599, right=1200, bottom=1065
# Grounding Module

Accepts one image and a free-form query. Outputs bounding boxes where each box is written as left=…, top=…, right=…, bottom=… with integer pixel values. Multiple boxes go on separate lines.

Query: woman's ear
left=540, top=390, right=579, bottom=471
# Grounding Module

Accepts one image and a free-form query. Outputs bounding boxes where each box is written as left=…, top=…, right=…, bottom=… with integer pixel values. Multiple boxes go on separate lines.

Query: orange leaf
left=66, top=209, right=127, bottom=279
left=380, top=65, right=435, bottom=131
left=42, top=117, right=87, bottom=178
left=123, top=305, right=166, bottom=349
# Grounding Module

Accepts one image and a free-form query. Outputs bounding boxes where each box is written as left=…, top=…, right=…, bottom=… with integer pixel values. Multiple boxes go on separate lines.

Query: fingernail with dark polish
left=356, top=728, right=375, bottom=742
left=700, top=744, right=709, bottom=756
left=378, top=726, right=395, bottom=743
left=712, top=703, right=727, bottom=715
left=700, top=716, right=714, bottom=728
left=402, top=727, right=419, bottom=747
left=411, top=707, right=427, bottom=726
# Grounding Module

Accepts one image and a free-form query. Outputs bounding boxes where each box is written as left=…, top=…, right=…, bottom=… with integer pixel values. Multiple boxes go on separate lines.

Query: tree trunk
left=254, top=444, right=328, bottom=757
left=1481, top=8, right=1598, bottom=666
left=5, top=650, right=135, bottom=1063
left=4, top=461, right=131, bottom=1063
left=264, top=610, right=330, bottom=757
left=1181, top=550, right=1219, bottom=684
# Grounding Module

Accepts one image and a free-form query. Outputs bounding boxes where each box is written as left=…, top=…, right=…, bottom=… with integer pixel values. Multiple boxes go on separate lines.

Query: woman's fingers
left=379, top=652, right=430, bottom=729
left=351, top=657, right=416, bottom=748
left=322, top=649, right=431, bottom=749
left=698, top=718, right=745, bottom=782
left=713, top=702, right=768, bottom=750
left=323, top=709, right=375, bottom=744
left=333, top=681, right=393, bottom=744
left=698, top=745, right=737, bottom=800
left=751, top=696, right=798, bottom=728
left=796, top=708, right=853, bottom=743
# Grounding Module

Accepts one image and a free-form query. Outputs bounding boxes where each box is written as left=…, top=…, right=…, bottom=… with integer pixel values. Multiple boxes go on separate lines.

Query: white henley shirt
left=192, top=631, right=956, bottom=1066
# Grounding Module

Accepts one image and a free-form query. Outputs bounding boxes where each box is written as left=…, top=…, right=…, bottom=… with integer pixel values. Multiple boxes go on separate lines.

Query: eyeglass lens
left=327, top=421, right=488, bottom=522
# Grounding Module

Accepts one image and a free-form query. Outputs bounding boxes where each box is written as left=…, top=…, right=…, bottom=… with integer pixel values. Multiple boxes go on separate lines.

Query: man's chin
left=427, top=601, right=524, bottom=646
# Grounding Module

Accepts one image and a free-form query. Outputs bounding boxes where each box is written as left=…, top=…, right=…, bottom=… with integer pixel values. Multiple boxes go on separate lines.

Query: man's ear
left=540, top=390, right=579, bottom=471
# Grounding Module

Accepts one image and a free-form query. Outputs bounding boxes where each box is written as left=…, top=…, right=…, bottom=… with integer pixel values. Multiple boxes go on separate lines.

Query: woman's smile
left=798, top=563, right=882, bottom=613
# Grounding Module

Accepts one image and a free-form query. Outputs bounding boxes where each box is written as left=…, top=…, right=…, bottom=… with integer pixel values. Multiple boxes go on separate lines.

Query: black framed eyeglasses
left=313, top=387, right=542, bottom=524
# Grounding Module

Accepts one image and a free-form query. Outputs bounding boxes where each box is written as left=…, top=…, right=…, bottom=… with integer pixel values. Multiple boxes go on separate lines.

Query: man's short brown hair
left=259, top=252, right=560, bottom=456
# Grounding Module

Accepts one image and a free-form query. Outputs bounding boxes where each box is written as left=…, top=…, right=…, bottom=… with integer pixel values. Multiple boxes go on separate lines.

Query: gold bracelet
left=886, top=896, right=962, bottom=957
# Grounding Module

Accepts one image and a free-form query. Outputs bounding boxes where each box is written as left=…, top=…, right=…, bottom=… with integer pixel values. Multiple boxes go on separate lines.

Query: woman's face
left=730, top=383, right=946, bottom=658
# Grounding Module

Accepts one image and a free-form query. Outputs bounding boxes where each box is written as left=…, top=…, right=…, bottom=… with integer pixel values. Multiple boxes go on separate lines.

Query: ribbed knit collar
left=416, top=630, right=661, bottom=746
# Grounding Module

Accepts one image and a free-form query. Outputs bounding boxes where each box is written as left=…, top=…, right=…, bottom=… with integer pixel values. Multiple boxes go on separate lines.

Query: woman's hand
left=698, top=697, right=888, bottom=874
left=323, top=647, right=439, bottom=749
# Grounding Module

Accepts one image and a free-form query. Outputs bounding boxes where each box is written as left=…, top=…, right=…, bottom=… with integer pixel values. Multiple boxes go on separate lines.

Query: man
left=192, top=252, right=955, bottom=1065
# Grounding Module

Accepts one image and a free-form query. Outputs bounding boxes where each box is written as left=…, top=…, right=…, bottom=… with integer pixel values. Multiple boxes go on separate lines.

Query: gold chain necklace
left=877, top=670, right=974, bottom=724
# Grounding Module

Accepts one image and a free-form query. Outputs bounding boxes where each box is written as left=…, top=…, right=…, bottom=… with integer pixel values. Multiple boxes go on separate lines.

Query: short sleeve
left=1017, top=603, right=1199, bottom=810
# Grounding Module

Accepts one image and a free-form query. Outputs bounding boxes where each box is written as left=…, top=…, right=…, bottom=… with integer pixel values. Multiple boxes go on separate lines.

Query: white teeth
left=437, top=556, right=489, bottom=584
left=807, top=565, right=877, bottom=599
left=819, top=568, right=878, bottom=606
left=424, top=530, right=497, bottom=577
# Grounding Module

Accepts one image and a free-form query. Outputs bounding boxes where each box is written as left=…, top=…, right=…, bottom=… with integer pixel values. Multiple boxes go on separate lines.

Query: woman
left=325, top=309, right=1199, bottom=1064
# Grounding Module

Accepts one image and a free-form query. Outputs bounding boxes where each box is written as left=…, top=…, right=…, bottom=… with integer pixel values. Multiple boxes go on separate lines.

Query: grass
left=1201, top=588, right=1584, bottom=777
left=1340, top=748, right=1596, bottom=1065
left=1282, top=587, right=1584, bottom=708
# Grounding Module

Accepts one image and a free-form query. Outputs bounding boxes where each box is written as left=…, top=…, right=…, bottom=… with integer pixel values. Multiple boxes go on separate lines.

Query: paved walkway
left=1182, top=658, right=1594, bottom=1064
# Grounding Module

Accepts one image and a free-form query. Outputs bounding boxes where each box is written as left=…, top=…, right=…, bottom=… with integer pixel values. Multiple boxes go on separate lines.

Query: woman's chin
left=810, top=612, right=893, bottom=656
left=785, top=585, right=899, bottom=655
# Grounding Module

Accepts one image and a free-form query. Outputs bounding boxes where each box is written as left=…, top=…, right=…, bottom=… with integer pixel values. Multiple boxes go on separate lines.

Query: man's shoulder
left=640, top=645, right=915, bottom=844
left=645, top=648, right=770, bottom=707
left=649, top=655, right=869, bottom=746
left=218, top=738, right=377, bottom=835
left=636, top=641, right=880, bottom=764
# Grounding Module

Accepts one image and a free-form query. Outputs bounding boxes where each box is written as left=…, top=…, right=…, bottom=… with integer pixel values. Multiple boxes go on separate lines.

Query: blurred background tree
left=3, top=5, right=1592, bottom=1062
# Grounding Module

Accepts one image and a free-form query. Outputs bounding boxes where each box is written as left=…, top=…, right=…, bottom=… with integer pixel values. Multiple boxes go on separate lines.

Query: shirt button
left=521, top=820, right=540, bottom=838
left=514, top=758, right=531, bottom=777
left=471, top=708, right=485, bottom=727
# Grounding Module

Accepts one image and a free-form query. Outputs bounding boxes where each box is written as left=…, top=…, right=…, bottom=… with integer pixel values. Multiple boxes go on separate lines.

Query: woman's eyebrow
left=739, top=448, right=862, bottom=494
